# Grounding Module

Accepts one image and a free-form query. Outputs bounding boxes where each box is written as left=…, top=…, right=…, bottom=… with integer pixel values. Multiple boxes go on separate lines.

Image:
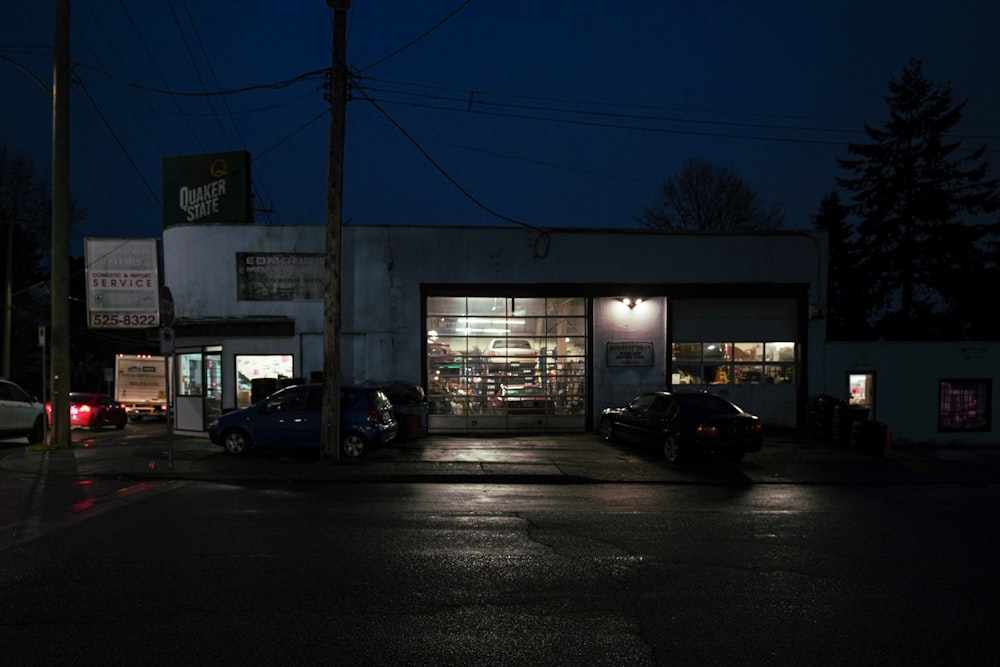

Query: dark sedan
left=599, top=391, right=763, bottom=463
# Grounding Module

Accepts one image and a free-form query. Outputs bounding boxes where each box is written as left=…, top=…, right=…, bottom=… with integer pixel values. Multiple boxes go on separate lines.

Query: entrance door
left=848, top=371, right=875, bottom=418
left=204, top=350, right=222, bottom=429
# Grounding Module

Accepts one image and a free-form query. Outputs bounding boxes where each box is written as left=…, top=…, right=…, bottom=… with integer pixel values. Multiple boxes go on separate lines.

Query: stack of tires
left=807, top=394, right=842, bottom=440
left=831, top=403, right=870, bottom=445
left=850, top=419, right=889, bottom=454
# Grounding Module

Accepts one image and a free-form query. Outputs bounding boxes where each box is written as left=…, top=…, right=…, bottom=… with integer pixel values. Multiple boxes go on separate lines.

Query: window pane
left=765, top=342, right=796, bottom=362
left=736, top=365, right=764, bottom=383
left=178, top=353, right=203, bottom=396
left=939, top=380, right=991, bottom=432
left=703, top=343, right=730, bottom=361
left=673, top=343, right=702, bottom=361
left=672, top=364, right=701, bottom=385
left=235, top=354, right=295, bottom=408
left=734, top=342, right=763, bottom=361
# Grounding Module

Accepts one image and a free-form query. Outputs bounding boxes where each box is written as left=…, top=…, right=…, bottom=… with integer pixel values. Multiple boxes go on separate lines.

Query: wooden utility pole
left=322, top=0, right=350, bottom=461
left=50, top=0, right=71, bottom=448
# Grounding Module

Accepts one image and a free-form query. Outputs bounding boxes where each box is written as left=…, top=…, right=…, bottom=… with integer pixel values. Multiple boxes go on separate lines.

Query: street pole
left=322, top=0, right=350, bottom=462
left=3, top=216, right=12, bottom=377
left=50, top=0, right=71, bottom=449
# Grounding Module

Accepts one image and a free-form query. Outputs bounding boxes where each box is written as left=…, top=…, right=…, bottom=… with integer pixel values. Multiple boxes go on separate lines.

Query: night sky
left=2, top=1, right=998, bottom=256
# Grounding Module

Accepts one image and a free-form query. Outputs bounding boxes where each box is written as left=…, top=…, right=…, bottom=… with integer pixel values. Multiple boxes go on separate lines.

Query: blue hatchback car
left=208, top=383, right=398, bottom=459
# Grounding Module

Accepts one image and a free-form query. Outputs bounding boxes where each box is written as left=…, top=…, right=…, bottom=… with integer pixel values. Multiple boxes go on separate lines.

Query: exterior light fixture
left=620, top=297, right=643, bottom=309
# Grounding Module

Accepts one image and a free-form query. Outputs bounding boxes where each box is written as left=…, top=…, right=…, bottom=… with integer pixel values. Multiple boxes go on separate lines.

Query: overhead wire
left=117, top=0, right=205, bottom=151
left=178, top=0, right=274, bottom=222
left=357, top=0, right=475, bottom=73
left=166, top=0, right=232, bottom=146
left=77, top=2, right=168, bottom=156
left=353, top=80, right=544, bottom=234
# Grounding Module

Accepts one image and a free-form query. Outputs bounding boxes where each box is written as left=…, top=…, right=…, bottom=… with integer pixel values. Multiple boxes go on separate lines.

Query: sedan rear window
left=674, top=394, right=741, bottom=418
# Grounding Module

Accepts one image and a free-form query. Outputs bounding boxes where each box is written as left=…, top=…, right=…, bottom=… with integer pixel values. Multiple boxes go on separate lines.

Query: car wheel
left=340, top=432, right=367, bottom=459
left=115, top=419, right=126, bottom=430
left=222, top=429, right=251, bottom=456
left=663, top=435, right=684, bottom=463
left=28, top=416, right=45, bottom=444
left=599, top=417, right=615, bottom=442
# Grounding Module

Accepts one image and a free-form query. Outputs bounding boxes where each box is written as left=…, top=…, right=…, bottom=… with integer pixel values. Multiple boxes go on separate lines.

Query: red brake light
left=79, top=404, right=92, bottom=414
left=693, top=424, right=719, bottom=438
left=368, top=409, right=379, bottom=421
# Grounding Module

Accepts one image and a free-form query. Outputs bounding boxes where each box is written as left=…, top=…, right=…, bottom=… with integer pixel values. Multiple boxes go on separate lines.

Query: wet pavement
left=2, top=428, right=999, bottom=486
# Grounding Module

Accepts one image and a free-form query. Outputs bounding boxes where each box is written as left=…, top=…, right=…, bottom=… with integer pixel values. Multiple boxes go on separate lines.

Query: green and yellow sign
left=162, top=151, right=251, bottom=227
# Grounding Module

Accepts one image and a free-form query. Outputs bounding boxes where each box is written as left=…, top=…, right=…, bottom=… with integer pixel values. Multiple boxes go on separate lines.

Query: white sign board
left=85, top=238, right=160, bottom=328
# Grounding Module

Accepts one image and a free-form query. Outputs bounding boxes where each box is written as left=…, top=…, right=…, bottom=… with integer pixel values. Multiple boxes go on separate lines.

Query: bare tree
left=638, top=158, right=784, bottom=231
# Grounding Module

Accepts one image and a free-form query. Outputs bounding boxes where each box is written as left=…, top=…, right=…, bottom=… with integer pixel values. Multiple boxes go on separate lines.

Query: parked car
left=208, top=383, right=398, bottom=459
left=45, top=392, right=128, bottom=431
left=599, top=391, right=763, bottom=463
left=486, top=384, right=555, bottom=414
left=485, top=338, right=537, bottom=370
left=360, top=380, right=428, bottom=440
left=428, top=341, right=456, bottom=363
left=0, top=377, right=46, bottom=443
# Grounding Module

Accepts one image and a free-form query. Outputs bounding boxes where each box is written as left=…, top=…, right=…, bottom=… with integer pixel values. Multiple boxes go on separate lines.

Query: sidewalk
left=2, top=429, right=999, bottom=485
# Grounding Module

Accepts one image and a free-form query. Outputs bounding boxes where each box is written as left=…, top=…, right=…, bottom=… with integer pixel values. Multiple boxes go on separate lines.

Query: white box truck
left=115, top=354, right=167, bottom=421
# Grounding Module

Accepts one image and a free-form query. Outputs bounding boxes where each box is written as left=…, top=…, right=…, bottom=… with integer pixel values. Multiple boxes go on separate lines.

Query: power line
left=117, top=0, right=205, bottom=151
left=74, top=75, right=161, bottom=210
left=167, top=0, right=232, bottom=146
left=358, top=0, right=475, bottom=73
left=73, top=61, right=328, bottom=97
left=354, top=83, right=544, bottom=234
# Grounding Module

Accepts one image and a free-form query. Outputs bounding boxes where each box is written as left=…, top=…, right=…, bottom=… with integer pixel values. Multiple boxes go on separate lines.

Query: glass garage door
left=426, top=296, right=587, bottom=432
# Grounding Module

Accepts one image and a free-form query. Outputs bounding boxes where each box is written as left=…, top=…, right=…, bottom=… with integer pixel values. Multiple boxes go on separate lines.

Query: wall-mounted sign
left=162, top=151, right=251, bottom=228
left=236, top=252, right=324, bottom=301
left=85, top=238, right=160, bottom=328
left=607, top=341, right=654, bottom=367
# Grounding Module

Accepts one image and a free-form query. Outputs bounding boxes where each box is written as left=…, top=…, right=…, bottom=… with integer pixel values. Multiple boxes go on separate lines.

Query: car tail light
left=694, top=424, right=719, bottom=438
left=751, top=422, right=763, bottom=434
left=368, top=409, right=379, bottom=422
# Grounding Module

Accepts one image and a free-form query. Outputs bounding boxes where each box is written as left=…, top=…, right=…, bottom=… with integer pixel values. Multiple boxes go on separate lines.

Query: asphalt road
left=1, top=423, right=999, bottom=665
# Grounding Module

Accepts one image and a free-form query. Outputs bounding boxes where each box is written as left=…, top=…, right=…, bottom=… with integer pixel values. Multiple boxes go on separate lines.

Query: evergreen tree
left=835, top=58, right=1000, bottom=340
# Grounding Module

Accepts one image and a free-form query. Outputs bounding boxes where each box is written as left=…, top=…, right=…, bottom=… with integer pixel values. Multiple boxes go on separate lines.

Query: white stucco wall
left=163, top=223, right=327, bottom=332
left=163, top=223, right=827, bottom=429
left=592, top=297, right=669, bottom=420
left=822, top=342, right=1000, bottom=446
left=341, top=225, right=826, bottom=390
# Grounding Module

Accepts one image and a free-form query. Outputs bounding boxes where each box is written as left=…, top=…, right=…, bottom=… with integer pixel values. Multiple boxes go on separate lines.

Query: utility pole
left=322, top=0, right=350, bottom=461
left=50, top=0, right=71, bottom=448
left=3, top=215, right=12, bottom=377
